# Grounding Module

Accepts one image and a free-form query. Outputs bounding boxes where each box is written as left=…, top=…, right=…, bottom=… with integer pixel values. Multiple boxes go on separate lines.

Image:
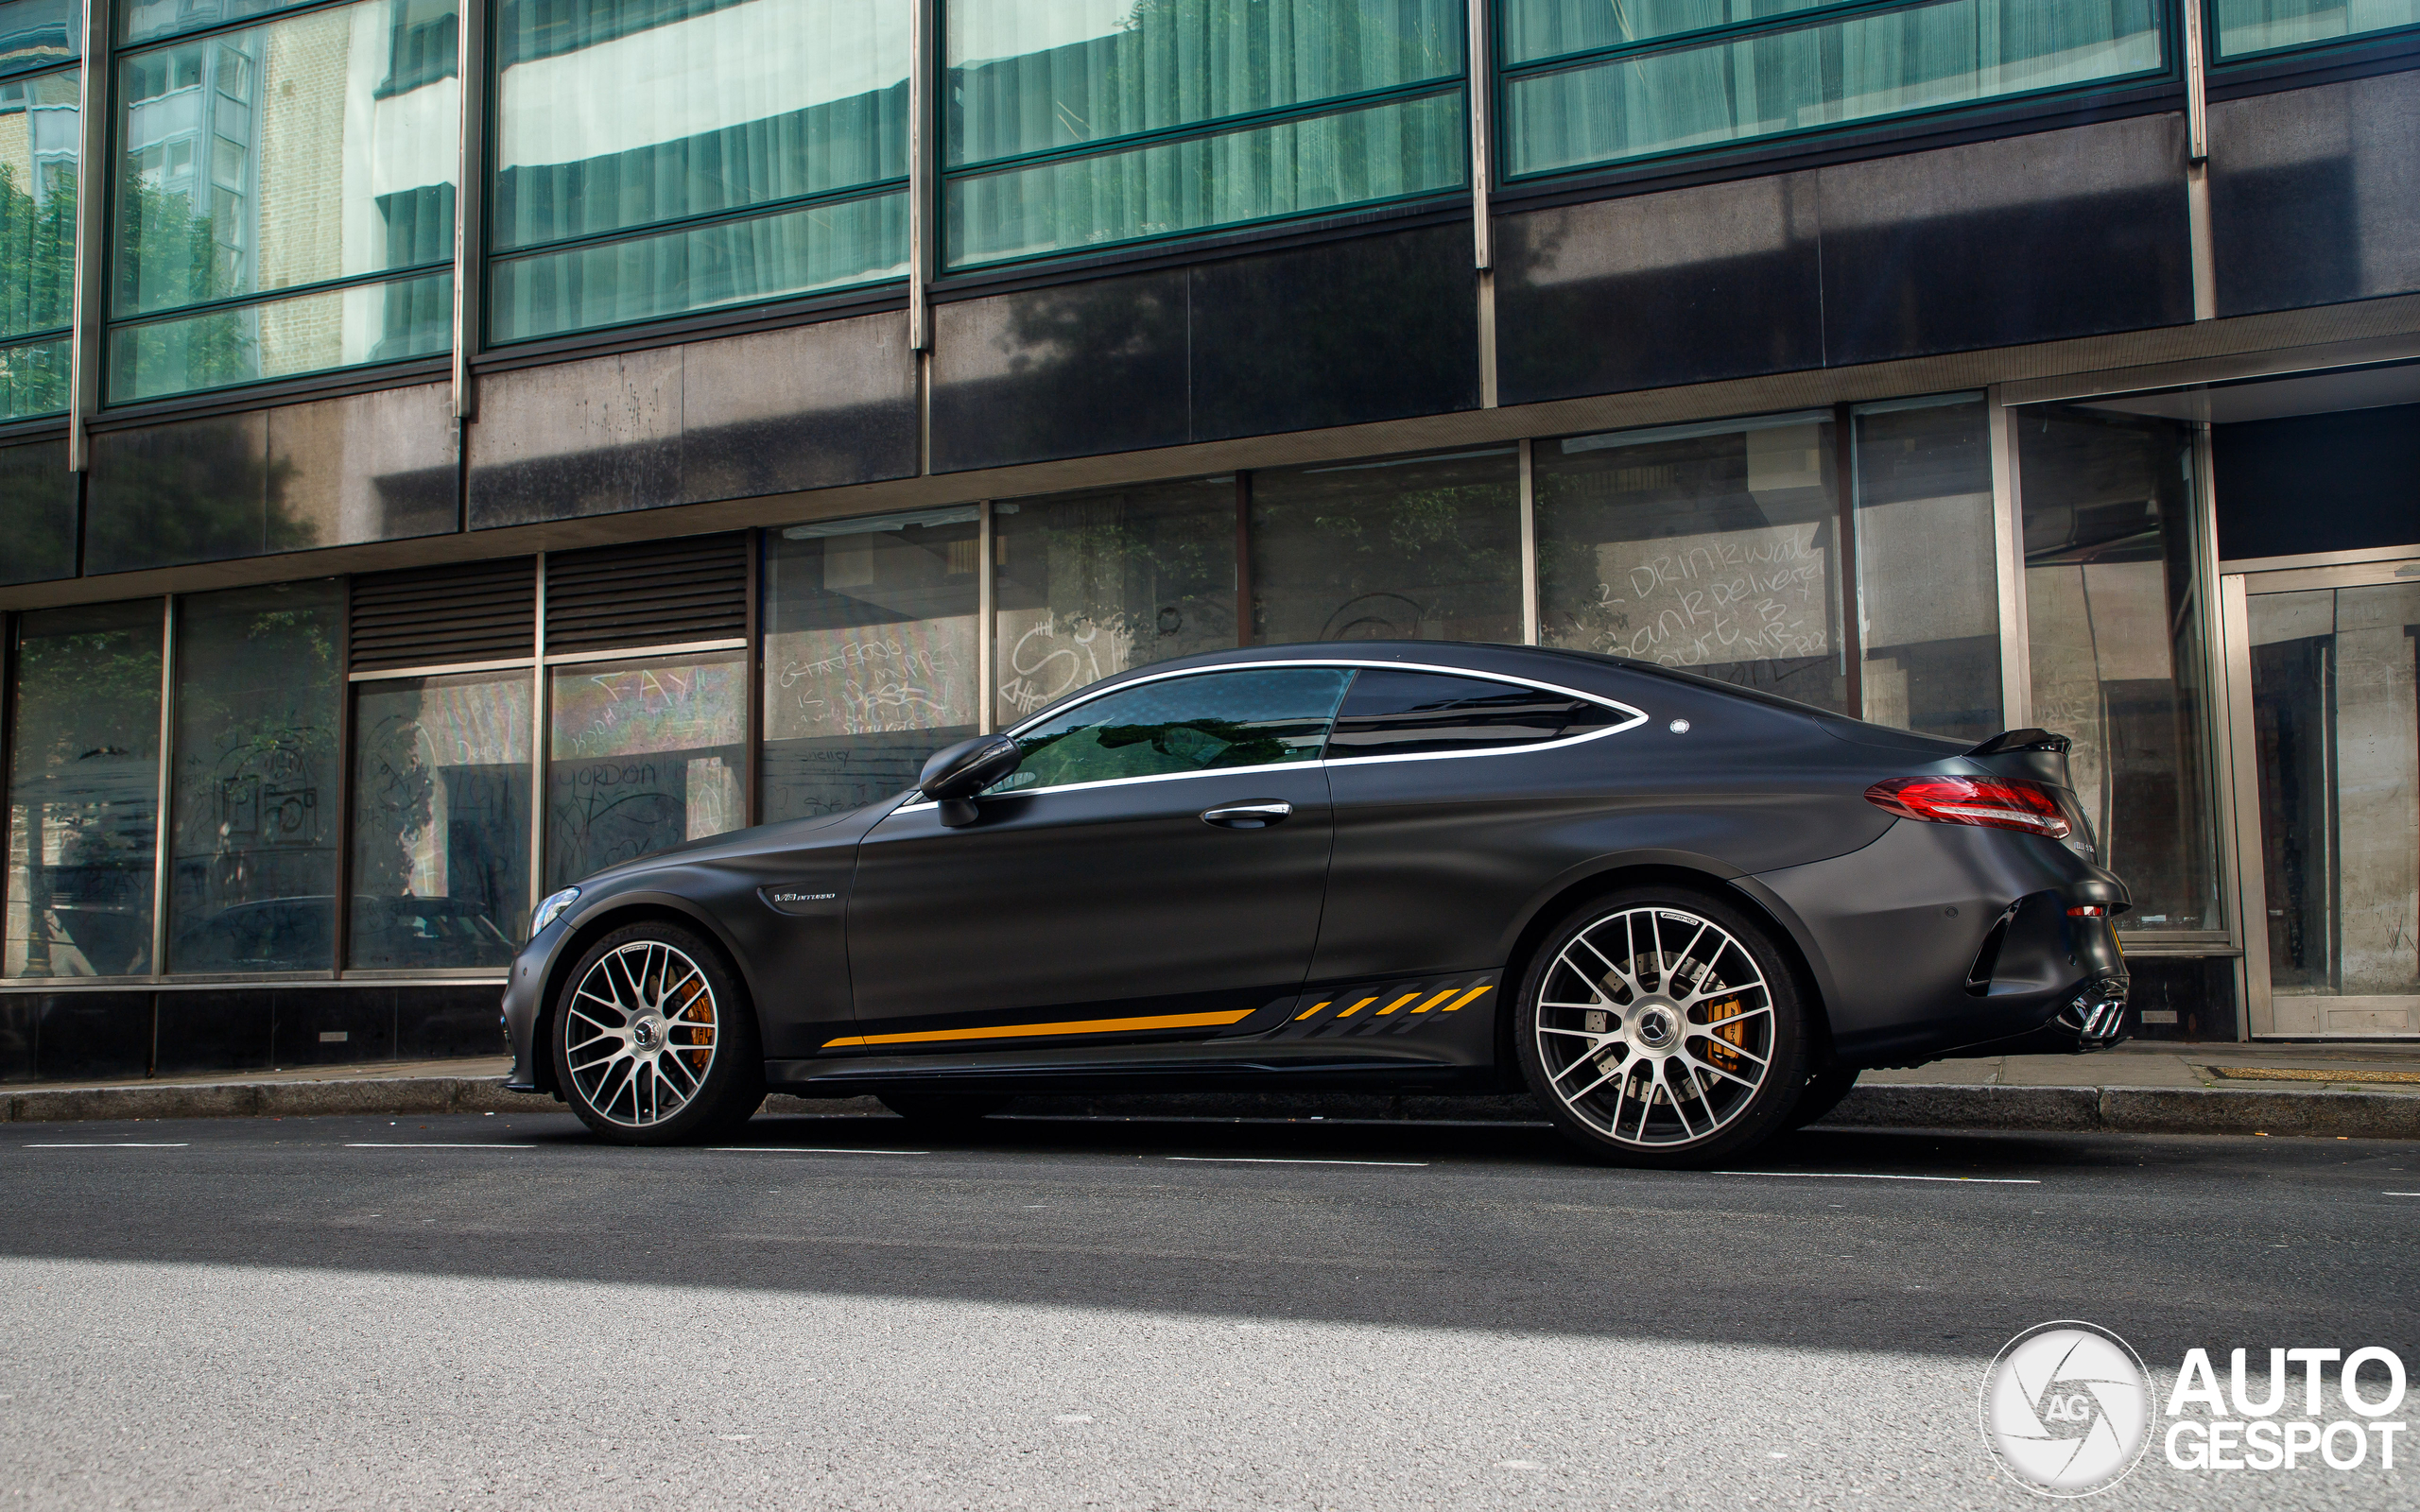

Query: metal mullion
left=528, top=552, right=546, bottom=922
left=3, top=324, right=73, bottom=346
left=744, top=530, right=763, bottom=825
left=1468, top=0, right=1494, bottom=272
left=108, top=264, right=451, bottom=333
left=977, top=503, right=994, bottom=733
left=1987, top=387, right=2031, bottom=730
left=65, top=0, right=107, bottom=472
left=455, top=0, right=488, bottom=418
left=2215, top=573, right=2272, bottom=1036
left=1518, top=438, right=1538, bottom=645
left=332, top=576, right=354, bottom=973
left=908, top=0, right=935, bottom=350
left=0, top=612, right=15, bottom=947
left=946, top=77, right=1469, bottom=180
left=1831, top=404, right=1861, bottom=719
left=147, top=596, right=176, bottom=980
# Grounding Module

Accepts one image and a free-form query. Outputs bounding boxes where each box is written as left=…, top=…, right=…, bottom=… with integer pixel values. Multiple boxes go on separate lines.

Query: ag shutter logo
left=1979, top=1322, right=2153, bottom=1496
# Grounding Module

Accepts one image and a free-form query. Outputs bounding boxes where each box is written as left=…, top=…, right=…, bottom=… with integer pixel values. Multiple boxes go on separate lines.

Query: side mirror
left=918, top=733, right=1022, bottom=828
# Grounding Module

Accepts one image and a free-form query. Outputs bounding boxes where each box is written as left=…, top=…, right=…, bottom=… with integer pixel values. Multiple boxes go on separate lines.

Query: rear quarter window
left=1324, top=669, right=1619, bottom=759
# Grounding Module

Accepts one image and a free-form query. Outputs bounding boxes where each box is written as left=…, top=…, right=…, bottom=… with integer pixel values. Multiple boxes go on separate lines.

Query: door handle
left=1201, top=800, right=1292, bottom=829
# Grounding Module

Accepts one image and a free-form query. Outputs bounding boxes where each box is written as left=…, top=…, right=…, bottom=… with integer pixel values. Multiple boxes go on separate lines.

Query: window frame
left=2203, top=0, right=2420, bottom=67
left=904, top=658, right=1647, bottom=806
left=936, top=0, right=1474, bottom=273
left=478, top=0, right=913, bottom=349
left=100, top=0, right=464, bottom=404
left=1491, top=0, right=2181, bottom=187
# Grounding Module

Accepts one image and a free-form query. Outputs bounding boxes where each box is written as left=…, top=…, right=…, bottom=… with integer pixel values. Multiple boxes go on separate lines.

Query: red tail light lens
left=1864, top=776, right=2073, bottom=839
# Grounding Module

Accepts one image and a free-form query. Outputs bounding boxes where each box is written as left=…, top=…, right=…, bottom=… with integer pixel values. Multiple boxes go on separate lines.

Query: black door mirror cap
left=919, top=733, right=1023, bottom=816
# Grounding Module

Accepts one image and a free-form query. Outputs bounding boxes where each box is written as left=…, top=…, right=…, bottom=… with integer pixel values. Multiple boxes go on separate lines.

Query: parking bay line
left=1167, top=1156, right=1429, bottom=1167
left=345, top=1143, right=539, bottom=1149
left=708, top=1147, right=929, bottom=1156
left=23, top=1143, right=190, bottom=1148
left=1712, top=1170, right=2040, bottom=1184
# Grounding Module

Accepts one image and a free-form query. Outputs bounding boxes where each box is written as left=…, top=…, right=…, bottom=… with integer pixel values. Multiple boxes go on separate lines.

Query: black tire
left=1513, top=887, right=1811, bottom=1168
left=877, top=1092, right=1012, bottom=1127
left=552, top=920, right=764, bottom=1145
left=1785, top=1065, right=1861, bottom=1130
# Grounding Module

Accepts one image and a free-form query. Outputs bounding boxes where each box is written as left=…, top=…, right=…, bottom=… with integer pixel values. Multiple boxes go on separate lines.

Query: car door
left=841, top=665, right=1354, bottom=1051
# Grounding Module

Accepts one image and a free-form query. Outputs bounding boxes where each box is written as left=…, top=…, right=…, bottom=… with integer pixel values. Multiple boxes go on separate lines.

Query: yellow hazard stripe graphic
left=1409, top=988, right=1460, bottom=1014
left=1334, top=996, right=1380, bottom=1019
left=1293, top=1001, right=1332, bottom=1022
left=825, top=1008, right=1254, bottom=1049
left=1374, top=992, right=1424, bottom=1016
left=1443, top=984, right=1494, bottom=1011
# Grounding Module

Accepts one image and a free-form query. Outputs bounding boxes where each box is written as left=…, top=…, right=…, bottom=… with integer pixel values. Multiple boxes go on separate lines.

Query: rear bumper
left=1749, top=820, right=2132, bottom=1069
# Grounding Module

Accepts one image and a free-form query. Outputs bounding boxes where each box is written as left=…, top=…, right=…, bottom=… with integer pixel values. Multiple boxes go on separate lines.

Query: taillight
left=1865, top=775, right=2072, bottom=839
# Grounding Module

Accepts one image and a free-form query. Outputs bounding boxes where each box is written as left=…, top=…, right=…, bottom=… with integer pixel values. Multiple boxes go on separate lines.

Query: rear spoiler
left=1963, top=729, right=2076, bottom=790
left=1965, top=729, right=2072, bottom=757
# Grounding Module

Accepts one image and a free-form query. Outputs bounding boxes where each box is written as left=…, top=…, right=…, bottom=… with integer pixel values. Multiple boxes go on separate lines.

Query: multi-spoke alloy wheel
left=552, top=922, right=762, bottom=1143
left=1516, top=891, right=1807, bottom=1165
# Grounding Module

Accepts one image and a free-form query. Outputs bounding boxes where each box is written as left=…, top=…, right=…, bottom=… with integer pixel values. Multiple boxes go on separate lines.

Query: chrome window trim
left=890, top=659, right=1649, bottom=810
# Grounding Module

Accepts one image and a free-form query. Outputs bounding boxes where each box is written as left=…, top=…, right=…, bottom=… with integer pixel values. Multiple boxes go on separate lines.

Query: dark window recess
left=1324, top=669, right=1615, bottom=759
left=544, top=532, right=747, bottom=656
left=2212, top=403, right=2420, bottom=562
left=350, top=557, right=537, bottom=673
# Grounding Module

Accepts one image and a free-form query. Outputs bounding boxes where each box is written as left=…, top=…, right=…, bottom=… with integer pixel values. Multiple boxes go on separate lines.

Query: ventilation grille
left=544, top=533, right=747, bottom=657
left=350, top=557, right=537, bottom=674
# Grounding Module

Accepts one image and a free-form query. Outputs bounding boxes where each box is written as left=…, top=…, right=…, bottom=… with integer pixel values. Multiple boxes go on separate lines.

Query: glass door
left=2236, top=562, right=2420, bottom=1036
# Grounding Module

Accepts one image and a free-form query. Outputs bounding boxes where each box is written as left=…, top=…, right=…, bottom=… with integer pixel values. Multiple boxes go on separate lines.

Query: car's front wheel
left=552, top=921, right=763, bottom=1144
left=1514, top=889, right=1810, bottom=1167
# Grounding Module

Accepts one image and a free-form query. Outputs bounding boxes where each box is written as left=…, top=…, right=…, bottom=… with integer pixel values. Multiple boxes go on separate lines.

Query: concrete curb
left=4, top=1076, right=2416, bottom=1140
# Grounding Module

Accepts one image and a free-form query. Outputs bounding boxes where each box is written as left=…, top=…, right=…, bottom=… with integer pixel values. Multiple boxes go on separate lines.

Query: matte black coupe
left=502, top=642, right=2132, bottom=1164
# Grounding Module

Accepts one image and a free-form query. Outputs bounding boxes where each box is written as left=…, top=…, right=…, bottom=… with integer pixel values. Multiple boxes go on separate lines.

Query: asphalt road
left=3, top=1109, right=2414, bottom=1511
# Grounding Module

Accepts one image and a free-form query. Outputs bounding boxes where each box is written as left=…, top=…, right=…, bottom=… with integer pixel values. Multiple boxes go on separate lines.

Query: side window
left=994, top=668, right=1354, bottom=793
left=1325, top=669, right=1616, bottom=759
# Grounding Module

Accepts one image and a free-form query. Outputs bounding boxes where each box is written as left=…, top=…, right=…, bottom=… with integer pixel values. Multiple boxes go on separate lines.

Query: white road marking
left=23, top=1143, right=188, bottom=1148
left=707, top=1146, right=928, bottom=1156
left=2385, top=1191, right=2420, bottom=1196
left=1167, top=1156, right=1428, bottom=1167
left=1712, top=1171, right=2040, bottom=1184
left=345, top=1143, right=538, bottom=1149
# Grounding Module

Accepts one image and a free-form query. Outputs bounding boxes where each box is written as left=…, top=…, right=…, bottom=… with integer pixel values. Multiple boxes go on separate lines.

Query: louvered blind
left=544, top=533, right=748, bottom=657
left=350, top=557, right=537, bottom=673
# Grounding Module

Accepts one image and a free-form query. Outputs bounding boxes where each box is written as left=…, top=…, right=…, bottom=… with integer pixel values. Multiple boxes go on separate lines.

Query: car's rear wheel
left=1786, top=1065, right=1861, bottom=1130
left=1514, top=888, right=1809, bottom=1167
left=553, top=921, right=763, bottom=1145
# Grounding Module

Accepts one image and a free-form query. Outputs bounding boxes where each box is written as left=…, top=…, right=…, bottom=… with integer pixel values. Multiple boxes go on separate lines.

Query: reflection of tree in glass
left=0, top=160, right=75, bottom=415
left=112, top=178, right=261, bottom=395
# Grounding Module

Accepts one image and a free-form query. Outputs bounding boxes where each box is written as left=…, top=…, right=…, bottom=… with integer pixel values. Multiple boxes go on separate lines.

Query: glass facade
left=1499, top=0, right=2168, bottom=180
left=350, top=670, right=531, bottom=966
left=1853, top=395, right=2000, bottom=743
left=1538, top=412, right=1849, bottom=713
left=107, top=0, right=458, bottom=400
left=1250, top=449, right=1522, bottom=646
left=942, top=0, right=1466, bottom=268
left=545, top=652, right=745, bottom=889
left=993, top=476, right=1237, bottom=727
left=489, top=0, right=908, bottom=343
left=6, top=601, right=163, bottom=980
left=164, top=580, right=341, bottom=974
left=2215, top=0, right=2420, bottom=59
left=762, top=508, right=979, bottom=821
left=2019, top=404, right=2221, bottom=937
left=0, top=0, right=78, bottom=421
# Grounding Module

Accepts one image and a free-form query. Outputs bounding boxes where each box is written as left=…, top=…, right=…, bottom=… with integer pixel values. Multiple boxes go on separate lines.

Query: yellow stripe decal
left=824, top=1007, right=1253, bottom=1049
left=1293, top=1001, right=1333, bottom=1022
left=1409, top=988, right=1460, bottom=1014
left=1335, top=996, right=1380, bottom=1019
left=1374, top=992, right=1423, bottom=1016
left=1442, top=984, right=1495, bottom=1012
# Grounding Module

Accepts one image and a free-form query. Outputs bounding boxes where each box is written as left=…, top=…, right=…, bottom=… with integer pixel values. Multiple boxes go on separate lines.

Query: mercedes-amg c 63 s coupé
left=502, top=642, right=2132, bottom=1165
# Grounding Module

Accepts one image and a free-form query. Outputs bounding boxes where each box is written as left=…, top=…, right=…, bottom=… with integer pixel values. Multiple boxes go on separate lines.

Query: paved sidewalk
left=1865, top=1038, right=2420, bottom=1095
